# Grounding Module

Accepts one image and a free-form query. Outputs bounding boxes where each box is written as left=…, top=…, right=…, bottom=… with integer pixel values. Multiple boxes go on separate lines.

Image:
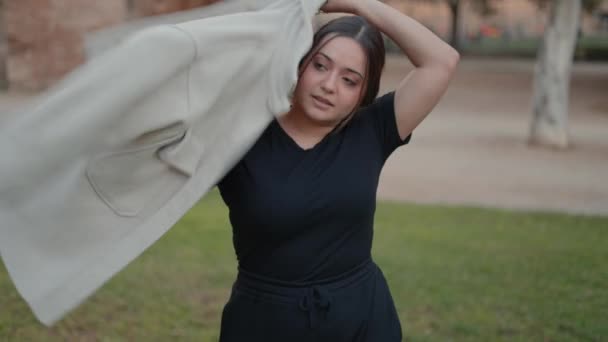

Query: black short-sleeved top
left=218, top=91, right=411, bottom=282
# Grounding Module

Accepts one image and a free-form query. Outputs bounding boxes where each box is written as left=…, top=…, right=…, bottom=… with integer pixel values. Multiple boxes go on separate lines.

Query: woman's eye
left=344, top=78, right=356, bottom=86
left=314, top=62, right=326, bottom=71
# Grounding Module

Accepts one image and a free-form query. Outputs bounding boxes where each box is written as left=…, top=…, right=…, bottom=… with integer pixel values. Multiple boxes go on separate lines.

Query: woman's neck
left=278, top=108, right=336, bottom=150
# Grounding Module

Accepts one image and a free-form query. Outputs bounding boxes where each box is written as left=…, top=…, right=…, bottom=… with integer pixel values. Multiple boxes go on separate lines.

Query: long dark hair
left=298, top=16, right=386, bottom=121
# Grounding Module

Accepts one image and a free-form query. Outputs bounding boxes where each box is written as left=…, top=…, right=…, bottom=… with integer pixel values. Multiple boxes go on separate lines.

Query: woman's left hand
left=320, top=0, right=366, bottom=15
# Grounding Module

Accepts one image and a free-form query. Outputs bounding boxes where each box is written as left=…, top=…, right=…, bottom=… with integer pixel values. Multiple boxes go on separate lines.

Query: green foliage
left=581, top=0, right=605, bottom=13
left=467, top=0, right=501, bottom=16
left=1, top=190, right=607, bottom=341
left=532, top=0, right=603, bottom=14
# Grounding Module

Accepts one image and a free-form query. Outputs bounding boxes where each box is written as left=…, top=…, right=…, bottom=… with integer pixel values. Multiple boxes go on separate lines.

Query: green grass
left=1, top=189, right=607, bottom=341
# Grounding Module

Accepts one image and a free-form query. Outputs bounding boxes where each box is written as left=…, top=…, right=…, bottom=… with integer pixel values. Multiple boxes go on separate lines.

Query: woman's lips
left=312, top=95, right=334, bottom=107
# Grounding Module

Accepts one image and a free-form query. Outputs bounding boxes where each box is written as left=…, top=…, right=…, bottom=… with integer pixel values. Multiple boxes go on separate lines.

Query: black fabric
left=219, top=259, right=402, bottom=342
left=218, top=91, right=411, bottom=282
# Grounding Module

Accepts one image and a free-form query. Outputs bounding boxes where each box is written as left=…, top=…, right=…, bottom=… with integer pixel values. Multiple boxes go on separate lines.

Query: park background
left=0, top=0, right=607, bottom=341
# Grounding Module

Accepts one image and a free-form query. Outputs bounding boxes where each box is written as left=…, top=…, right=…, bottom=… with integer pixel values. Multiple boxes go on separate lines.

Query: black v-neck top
left=218, top=91, right=411, bottom=282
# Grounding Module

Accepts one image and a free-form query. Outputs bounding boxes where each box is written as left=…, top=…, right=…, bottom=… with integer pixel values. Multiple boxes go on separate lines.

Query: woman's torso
left=218, top=91, right=409, bottom=282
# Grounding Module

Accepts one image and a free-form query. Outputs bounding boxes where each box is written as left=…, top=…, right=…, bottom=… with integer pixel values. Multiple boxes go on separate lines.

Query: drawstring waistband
left=234, top=259, right=376, bottom=330
left=298, top=285, right=332, bottom=329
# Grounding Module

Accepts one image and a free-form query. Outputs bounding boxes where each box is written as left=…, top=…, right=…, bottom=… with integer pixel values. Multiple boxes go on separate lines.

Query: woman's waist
left=234, top=257, right=376, bottom=298
left=232, top=258, right=379, bottom=330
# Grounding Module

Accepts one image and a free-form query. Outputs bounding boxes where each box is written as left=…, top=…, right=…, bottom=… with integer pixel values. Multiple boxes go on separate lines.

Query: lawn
left=1, top=189, right=606, bottom=341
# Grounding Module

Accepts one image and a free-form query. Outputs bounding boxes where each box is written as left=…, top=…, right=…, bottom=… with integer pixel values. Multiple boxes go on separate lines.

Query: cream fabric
left=0, top=0, right=325, bottom=326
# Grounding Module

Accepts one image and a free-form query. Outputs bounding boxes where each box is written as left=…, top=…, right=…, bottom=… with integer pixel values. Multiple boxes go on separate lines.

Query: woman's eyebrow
left=318, top=52, right=364, bottom=79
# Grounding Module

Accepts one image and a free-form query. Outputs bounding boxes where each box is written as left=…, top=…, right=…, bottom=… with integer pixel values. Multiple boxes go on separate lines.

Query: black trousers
left=219, top=259, right=402, bottom=341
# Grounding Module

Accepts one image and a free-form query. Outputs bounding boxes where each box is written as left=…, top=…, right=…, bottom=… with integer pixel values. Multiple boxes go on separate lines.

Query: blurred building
left=385, top=0, right=608, bottom=42
left=2, top=0, right=221, bottom=91
left=2, top=0, right=608, bottom=91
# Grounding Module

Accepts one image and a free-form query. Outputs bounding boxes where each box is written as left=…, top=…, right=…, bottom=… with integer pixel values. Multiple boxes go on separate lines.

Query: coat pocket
left=86, top=122, right=202, bottom=218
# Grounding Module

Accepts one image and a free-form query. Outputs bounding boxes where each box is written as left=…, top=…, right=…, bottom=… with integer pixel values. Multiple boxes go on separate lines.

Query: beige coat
left=0, top=0, right=325, bottom=326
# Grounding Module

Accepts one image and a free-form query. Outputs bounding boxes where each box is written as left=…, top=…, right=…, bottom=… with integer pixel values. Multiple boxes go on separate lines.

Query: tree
left=399, top=0, right=500, bottom=50
left=0, top=0, right=6, bottom=89
left=529, top=0, right=602, bottom=148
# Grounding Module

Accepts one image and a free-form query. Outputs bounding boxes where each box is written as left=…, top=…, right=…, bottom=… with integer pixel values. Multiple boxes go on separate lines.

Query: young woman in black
left=218, top=0, right=459, bottom=340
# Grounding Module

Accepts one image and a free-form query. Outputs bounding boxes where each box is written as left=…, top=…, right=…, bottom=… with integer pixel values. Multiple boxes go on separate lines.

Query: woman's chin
left=306, top=111, right=341, bottom=127
left=302, top=105, right=339, bottom=124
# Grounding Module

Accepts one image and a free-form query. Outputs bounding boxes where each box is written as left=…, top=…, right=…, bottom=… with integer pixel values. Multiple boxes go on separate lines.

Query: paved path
left=377, top=56, right=608, bottom=216
left=1, top=57, right=607, bottom=216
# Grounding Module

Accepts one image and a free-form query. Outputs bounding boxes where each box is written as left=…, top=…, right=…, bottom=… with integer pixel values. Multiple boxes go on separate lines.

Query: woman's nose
left=321, top=73, right=338, bottom=94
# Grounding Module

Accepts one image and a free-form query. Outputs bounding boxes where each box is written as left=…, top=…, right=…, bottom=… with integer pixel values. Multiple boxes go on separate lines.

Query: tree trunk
left=0, top=3, right=8, bottom=90
left=448, top=0, right=460, bottom=50
left=529, top=0, right=581, bottom=148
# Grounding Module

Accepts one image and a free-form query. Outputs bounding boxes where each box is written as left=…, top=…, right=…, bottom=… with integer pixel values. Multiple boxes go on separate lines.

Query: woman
left=217, top=0, right=459, bottom=340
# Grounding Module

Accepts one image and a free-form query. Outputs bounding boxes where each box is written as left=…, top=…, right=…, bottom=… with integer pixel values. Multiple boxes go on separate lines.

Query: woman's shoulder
left=348, top=90, right=410, bottom=159
left=349, top=91, right=396, bottom=126
left=360, top=91, right=396, bottom=116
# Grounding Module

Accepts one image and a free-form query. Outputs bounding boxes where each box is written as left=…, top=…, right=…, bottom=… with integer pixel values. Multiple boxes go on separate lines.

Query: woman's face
left=292, top=36, right=367, bottom=127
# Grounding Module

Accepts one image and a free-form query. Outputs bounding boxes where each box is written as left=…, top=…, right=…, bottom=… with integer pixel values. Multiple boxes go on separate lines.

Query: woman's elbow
left=442, top=47, right=460, bottom=73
